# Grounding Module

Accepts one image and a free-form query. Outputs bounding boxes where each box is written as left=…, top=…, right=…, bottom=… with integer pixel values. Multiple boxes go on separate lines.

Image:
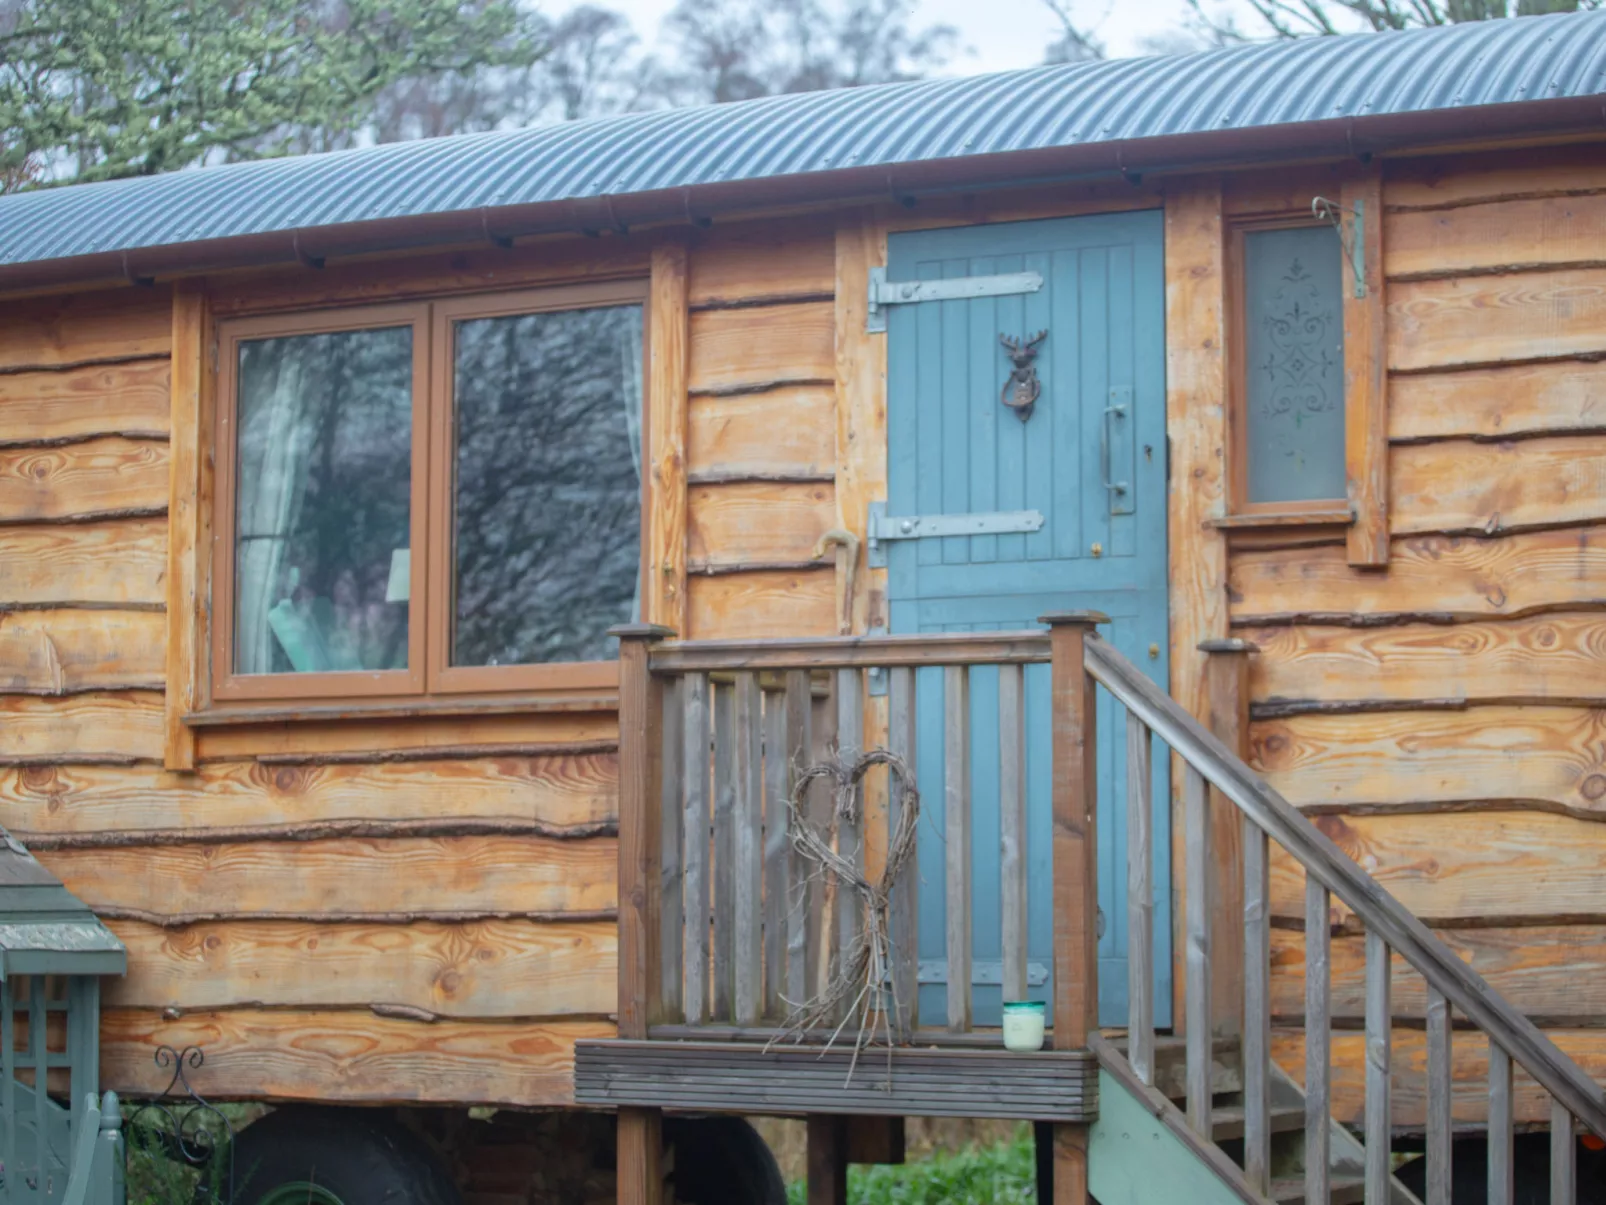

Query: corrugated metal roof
left=2, top=10, right=1605, bottom=273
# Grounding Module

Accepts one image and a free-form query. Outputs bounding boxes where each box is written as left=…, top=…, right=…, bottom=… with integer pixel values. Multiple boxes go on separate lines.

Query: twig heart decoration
left=766, top=747, right=920, bottom=1087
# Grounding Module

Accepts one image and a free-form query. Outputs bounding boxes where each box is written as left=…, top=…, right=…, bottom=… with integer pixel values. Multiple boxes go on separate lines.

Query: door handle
left=1102, top=403, right=1129, bottom=508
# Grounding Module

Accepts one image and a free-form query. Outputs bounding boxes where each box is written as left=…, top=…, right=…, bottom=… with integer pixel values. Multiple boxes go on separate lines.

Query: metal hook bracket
left=1312, top=195, right=1366, bottom=299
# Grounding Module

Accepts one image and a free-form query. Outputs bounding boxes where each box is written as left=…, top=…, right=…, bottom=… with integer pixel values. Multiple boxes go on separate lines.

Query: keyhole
left=1090, top=542, right=1103, bottom=558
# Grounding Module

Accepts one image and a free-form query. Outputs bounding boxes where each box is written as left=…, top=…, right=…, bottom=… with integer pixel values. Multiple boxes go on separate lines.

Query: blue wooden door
left=884, top=211, right=1170, bottom=1029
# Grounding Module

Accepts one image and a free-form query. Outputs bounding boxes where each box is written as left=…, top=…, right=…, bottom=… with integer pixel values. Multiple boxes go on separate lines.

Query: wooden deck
left=574, top=1039, right=1097, bottom=1121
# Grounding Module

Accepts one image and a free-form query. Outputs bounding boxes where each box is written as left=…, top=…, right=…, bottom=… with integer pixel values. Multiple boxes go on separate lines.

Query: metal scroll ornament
left=999, top=330, right=1047, bottom=421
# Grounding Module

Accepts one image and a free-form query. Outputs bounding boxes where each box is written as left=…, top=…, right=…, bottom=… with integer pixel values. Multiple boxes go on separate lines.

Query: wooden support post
left=807, top=1115, right=849, bottom=1205
left=166, top=282, right=211, bottom=773
left=612, top=623, right=674, bottom=1205
left=1198, top=638, right=1252, bottom=1042
left=1042, top=611, right=1105, bottom=1205
left=1203, top=637, right=1262, bottom=1190
left=617, top=1109, right=664, bottom=1205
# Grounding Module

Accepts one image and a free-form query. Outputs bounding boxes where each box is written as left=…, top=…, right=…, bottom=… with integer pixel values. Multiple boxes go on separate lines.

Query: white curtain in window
left=234, top=348, right=316, bottom=675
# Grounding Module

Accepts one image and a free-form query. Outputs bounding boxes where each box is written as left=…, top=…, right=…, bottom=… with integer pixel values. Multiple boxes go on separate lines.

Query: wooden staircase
left=1098, top=1034, right=1413, bottom=1205
left=598, top=620, right=1606, bottom=1205
left=1084, top=631, right=1606, bottom=1205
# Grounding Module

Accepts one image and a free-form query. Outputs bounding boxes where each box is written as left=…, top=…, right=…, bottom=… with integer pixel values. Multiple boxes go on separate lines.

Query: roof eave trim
left=2, top=92, right=1601, bottom=295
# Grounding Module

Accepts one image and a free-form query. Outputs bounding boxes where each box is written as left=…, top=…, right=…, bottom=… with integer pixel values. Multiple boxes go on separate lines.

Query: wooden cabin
left=3, top=10, right=1606, bottom=1205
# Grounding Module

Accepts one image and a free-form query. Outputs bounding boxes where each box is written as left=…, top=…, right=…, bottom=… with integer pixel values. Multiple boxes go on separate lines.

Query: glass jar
left=1002, top=1001, right=1046, bottom=1052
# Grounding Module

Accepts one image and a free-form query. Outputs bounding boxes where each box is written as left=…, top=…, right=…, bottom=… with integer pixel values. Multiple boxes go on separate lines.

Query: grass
left=784, top=1125, right=1037, bottom=1205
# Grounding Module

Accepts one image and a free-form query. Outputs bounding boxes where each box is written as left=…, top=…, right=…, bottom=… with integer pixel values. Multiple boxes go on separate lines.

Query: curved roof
left=2, top=9, right=1605, bottom=281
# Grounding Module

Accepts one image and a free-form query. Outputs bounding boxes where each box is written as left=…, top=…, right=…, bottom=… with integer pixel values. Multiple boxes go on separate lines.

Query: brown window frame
left=209, top=279, right=651, bottom=707
left=1220, top=170, right=1389, bottom=564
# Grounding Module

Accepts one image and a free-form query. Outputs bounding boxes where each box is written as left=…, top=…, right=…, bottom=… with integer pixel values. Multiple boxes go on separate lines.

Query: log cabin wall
left=0, top=264, right=625, bottom=1107
left=1, top=139, right=1603, bottom=1124
left=1228, top=144, right=1606, bottom=1128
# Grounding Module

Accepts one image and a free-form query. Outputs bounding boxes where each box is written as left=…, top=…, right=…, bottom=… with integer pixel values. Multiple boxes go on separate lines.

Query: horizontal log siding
left=1251, top=147, right=1606, bottom=1125
left=0, top=223, right=847, bottom=1107
left=682, top=221, right=840, bottom=636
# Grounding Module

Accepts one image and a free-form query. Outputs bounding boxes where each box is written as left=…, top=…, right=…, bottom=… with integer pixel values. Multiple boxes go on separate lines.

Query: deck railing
left=613, top=618, right=1606, bottom=1205
left=1083, top=634, right=1606, bottom=1205
left=614, top=622, right=1075, bottom=1046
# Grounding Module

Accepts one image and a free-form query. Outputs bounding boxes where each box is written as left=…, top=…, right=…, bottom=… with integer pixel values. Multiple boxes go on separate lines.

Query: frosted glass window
left=1244, top=225, right=1346, bottom=504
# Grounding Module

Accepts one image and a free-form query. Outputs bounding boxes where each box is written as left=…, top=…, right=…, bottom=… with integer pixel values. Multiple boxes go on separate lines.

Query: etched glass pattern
left=1243, top=225, right=1346, bottom=504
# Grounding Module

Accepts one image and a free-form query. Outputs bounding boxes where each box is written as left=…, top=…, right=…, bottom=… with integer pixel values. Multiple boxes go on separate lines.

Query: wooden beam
left=1164, top=178, right=1230, bottom=1036
left=1200, top=638, right=1252, bottom=1042
left=807, top=1116, right=848, bottom=1205
left=612, top=624, right=673, bottom=1039
left=166, top=282, right=208, bottom=771
left=617, top=1107, right=664, bottom=1205
left=574, top=1039, right=1097, bottom=1119
left=0, top=360, right=169, bottom=447
left=1343, top=166, right=1388, bottom=566
left=647, top=241, right=690, bottom=634
left=1042, top=612, right=1104, bottom=1052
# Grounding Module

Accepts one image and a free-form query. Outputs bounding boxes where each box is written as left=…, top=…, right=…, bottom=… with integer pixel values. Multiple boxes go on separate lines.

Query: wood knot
left=1581, top=773, right=1606, bottom=803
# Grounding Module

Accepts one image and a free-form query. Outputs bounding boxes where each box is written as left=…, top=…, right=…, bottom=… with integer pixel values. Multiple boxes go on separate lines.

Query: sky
left=568, top=0, right=1247, bottom=74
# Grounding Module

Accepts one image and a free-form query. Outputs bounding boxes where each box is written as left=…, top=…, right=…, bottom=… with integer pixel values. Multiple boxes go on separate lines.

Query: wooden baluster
left=999, top=663, right=1029, bottom=1008
left=712, top=683, right=735, bottom=1020
left=836, top=668, right=865, bottom=1006
left=785, top=670, right=813, bottom=1009
left=944, top=664, right=972, bottom=1033
left=1552, top=1098, right=1576, bottom=1205
left=1306, top=877, right=1331, bottom=1205
left=611, top=623, right=673, bottom=1205
left=1184, top=762, right=1212, bottom=1139
left=1242, top=815, right=1271, bottom=1195
left=1425, top=985, right=1452, bottom=1205
left=887, top=665, right=919, bottom=1041
left=660, top=677, right=685, bottom=1019
left=762, top=686, right=790, bottom=1019
left=1365, top=930, right=1392, bottom=1205
left=808, top=674, right=837, bottom=1002
left=733, top=672, right=764, bottom=1025
left=1125, top=709, right=1154, bottom=1086
left=1490, top=1043, right=1514, bottom=1205
left=682, top=673, right=711, bottom=1025
left=1043, top=611, right=1105, bottom=1205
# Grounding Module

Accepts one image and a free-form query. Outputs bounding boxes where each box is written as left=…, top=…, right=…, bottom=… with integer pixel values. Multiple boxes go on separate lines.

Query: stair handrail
left=1083, top=631, right=1606, bottom=1140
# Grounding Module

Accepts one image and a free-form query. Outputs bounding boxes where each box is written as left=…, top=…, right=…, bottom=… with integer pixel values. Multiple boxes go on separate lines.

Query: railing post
left=611, top=622, right=675, bottom=1205
left=1198, top=638, right=1252, bottom=1042
left=1201, top=638, right=1262, bottom=1186
left=1041, top=611, right=1107, bottom=1205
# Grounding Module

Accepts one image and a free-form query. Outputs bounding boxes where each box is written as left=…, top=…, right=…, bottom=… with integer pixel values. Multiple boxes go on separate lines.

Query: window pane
left=1244, top=225, right=1346, bottom=504
left=233, top=327, right=412, bottom=676
left=451, top=304, right=643, bottom=667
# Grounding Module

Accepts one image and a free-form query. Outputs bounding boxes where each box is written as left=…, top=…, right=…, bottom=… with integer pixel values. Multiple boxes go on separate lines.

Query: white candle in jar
left=1002, top=1001, right=1046, bottom=1052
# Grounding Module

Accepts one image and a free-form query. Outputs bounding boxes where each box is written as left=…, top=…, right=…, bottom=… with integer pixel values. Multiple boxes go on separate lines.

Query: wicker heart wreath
left=769, top=747, right=920, bottom=1073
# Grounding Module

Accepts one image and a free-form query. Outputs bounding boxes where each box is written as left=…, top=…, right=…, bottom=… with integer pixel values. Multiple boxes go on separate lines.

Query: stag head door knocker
left=999, top=330, right=1047, bottom=421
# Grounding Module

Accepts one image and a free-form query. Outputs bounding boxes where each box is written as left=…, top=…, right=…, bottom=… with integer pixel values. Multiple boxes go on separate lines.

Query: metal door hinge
left=867, top=501, right=1044, bottom=567
left=866, top=266, right=1044, bottom=333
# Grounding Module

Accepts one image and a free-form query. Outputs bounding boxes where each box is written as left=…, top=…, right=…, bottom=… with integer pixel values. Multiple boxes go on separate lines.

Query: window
left=212, top=282, right=648, bottom=704
left=1229, top=218, right=1350, bottom=517
left=1224, top=175, right=1388, bottom=564
left=1240, top=224, right=1346, bottom=506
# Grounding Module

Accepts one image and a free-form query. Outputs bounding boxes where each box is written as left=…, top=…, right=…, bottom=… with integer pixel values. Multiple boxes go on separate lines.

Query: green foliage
left=0, top=0, right=542, bottom=187
left=1188, top=0, right=1600, bottom=41
left=784, top=1126, right=1037, bottom=1205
